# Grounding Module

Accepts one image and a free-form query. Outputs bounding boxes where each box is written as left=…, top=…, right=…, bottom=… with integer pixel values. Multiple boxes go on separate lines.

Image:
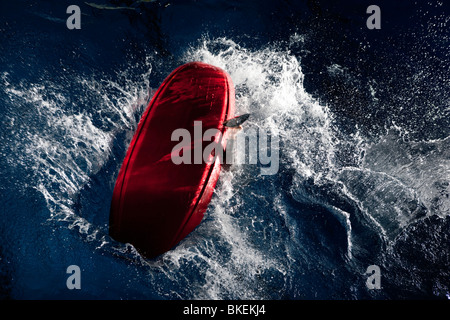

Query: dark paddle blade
left=223, top=113, right=250, bottom=128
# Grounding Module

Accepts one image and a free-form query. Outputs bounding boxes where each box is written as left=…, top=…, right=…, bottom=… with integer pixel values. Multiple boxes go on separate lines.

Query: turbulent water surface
left=0, top=0, right=449, bottom=299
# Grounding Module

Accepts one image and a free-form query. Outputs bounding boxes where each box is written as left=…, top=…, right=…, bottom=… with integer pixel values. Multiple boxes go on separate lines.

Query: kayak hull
left=109, top=62, right=235, bottom=258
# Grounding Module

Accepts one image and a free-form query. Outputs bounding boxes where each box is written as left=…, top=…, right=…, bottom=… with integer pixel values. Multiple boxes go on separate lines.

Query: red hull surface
left=110, top=62, right=235, bottom=258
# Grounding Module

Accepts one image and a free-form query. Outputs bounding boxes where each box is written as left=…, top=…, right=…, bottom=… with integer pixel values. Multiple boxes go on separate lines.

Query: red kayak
left=109, top=62, right=235, bottom=258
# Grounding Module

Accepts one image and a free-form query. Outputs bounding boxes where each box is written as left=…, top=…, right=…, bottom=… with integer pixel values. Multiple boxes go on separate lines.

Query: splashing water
left=1, top=35, right=448, bottom=299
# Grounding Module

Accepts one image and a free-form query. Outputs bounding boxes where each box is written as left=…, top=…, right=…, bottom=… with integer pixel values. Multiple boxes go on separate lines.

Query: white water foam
left=2, top=61, right=151, bottom=246
left=181, top=38, right=449, bottom=276
left=164, top=38, right=343, bottom=298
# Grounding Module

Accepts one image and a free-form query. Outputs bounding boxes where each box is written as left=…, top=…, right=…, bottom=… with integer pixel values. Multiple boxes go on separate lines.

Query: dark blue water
left=0, top=0, right=449, bottom=299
